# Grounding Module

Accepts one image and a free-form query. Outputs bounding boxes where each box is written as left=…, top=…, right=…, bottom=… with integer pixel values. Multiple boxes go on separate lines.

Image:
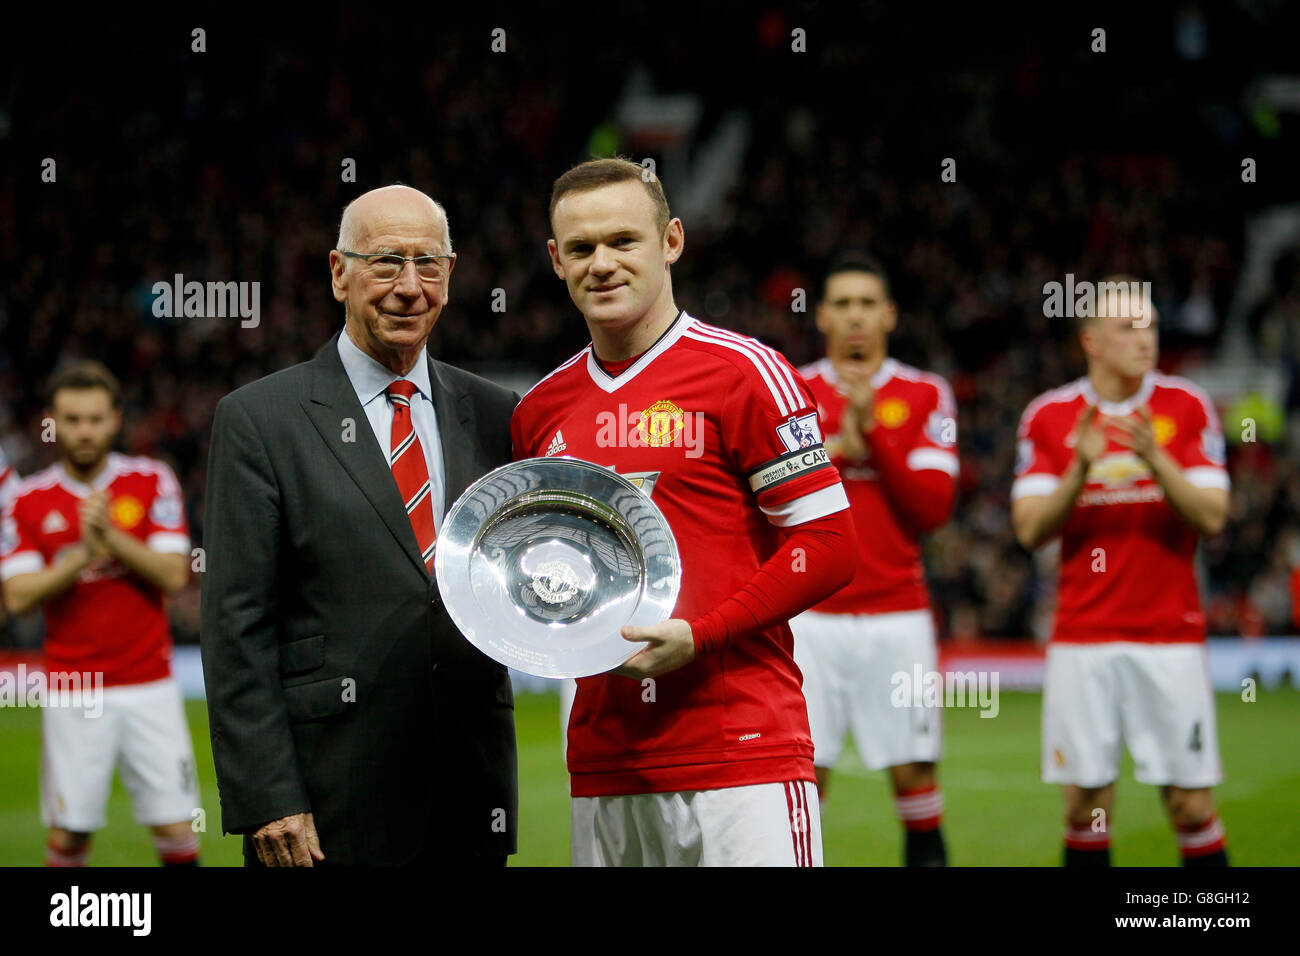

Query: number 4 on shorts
left=1188, top=721, right=1202, bottom=753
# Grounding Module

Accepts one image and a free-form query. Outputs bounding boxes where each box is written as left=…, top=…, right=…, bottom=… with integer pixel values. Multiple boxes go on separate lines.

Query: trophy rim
left=434, top=456, right=682, bottom=678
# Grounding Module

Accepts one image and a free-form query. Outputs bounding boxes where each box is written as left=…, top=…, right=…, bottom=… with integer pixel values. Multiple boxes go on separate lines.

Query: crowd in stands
left=3, top=10, right=1296, bottom=644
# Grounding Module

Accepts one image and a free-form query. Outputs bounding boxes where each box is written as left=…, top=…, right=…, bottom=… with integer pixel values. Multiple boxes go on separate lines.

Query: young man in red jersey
left=1, top=361, right=200, bottom=866
left=512, top=157, right=857, bottom=866
left=792, top=253, right=958, bottom=866
left=1012, top=278, right=1230, bottom=867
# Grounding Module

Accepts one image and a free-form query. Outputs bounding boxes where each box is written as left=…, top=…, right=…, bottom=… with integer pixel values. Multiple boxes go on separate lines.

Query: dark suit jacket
left=199, top=329, right=519, bottom=865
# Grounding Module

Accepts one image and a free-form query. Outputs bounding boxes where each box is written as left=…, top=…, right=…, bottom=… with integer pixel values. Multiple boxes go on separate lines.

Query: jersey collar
left=820, top=355, right=896, bottom=392
left=57, top=452, right=122, bottom=497
left=1081, top=370, right=1155, bottom=415
left=585, top=310, right=694, bottom=393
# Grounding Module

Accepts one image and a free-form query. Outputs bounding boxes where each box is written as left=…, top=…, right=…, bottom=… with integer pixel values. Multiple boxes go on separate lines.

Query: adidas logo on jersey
left=545, top=430, right=567, bottom=457
left=42, top=510, right=69, bottom=534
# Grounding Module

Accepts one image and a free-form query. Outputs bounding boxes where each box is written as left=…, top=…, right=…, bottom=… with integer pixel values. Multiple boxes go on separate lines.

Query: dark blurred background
left=3, top=3, right=1299, bottom=647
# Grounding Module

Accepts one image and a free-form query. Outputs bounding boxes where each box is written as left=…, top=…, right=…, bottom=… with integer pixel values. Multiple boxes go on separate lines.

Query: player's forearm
left=866, top=431, right=956, bottom=531
left=3, top=548, right=92, bottom=615
left=1013, top=457, right=1087, bottom=550
left=104, top=527, right=189, bottom=592
left=1146, top=449, right=1228, bottom=536
left=689, top=508, right=857, bottom=653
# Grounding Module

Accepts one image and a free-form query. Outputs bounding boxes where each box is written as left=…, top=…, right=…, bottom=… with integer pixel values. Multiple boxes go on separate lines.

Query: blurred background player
left=0, top=361, right=200, bottom=867
left=0, top=445, right=18, bottom=509
left=0, top=444, right=19, bottom=646
left=1011, top=279, right=1230, bottom=867
left=513, top=157, right=857, bottom=866
left=792, top=253, right=959, bottom=866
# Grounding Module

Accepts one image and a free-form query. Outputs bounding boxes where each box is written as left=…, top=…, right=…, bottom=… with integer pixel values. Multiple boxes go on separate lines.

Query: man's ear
left=814, top=301, right=829, bottom=336
left=883, top=301, right=898, bottom=335
left=663, top=219, right=684, bottom=266
left=547, top=239, right=565, bottom=280
left=329, top=250, right=348, bottom=303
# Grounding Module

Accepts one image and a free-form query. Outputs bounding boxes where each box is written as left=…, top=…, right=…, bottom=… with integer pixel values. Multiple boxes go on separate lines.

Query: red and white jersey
left=1011, top=372, right=1229, bottom=643
left=799, top=357, right=958, bottom=614
left=511, top=312, right=849, bottom=798
left=0, top=452, right=191, bottom=686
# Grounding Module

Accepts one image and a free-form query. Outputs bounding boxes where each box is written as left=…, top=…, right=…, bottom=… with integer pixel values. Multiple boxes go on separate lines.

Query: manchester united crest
left=875, top=397, right=910, bottom=429
left=637, top=399, right=686, bottom=447
left=110, top=495, right=145, bottom=529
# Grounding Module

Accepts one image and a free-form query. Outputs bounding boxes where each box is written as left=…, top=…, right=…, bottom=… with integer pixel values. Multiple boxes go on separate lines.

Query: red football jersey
left=1011, top=372, right=1229, bottom=643
left=0, top=453, right=191, bottom=685
left=511, top=312, right=849, bottom=797
left=799, top=357, right=958, bottom=614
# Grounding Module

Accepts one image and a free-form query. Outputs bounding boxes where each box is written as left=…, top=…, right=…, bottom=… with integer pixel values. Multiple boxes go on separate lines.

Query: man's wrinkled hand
left=252, top=811, right=325, bottom=867
left=612, top=619, right=696, bottom=679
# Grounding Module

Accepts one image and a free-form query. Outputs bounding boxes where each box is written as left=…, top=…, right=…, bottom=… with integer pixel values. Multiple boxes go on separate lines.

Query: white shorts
left=572, top=780, right=822, bottom=866
left=1042, top=642, right=1222, bottom=789
left=790, top=609, right=942, bottom=770
left=559, top=677, right=577, bottom=763
left=41, top=677, right=199, bottom=832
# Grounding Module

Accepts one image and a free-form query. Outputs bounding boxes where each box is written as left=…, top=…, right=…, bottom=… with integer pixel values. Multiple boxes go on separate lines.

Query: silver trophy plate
left=434, top=457, right=681, bottom=678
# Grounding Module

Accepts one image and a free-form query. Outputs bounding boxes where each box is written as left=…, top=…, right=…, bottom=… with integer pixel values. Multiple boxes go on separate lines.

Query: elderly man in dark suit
left=200, top=184, right=518, bottom=866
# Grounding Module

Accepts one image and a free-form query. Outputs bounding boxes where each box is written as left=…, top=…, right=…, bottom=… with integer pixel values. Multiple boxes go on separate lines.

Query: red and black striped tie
left=386, top=380, right=435, bottom=573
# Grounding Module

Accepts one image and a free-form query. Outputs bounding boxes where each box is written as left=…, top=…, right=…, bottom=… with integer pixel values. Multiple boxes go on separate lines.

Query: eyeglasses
left=339, top=250, right=455, bottom=281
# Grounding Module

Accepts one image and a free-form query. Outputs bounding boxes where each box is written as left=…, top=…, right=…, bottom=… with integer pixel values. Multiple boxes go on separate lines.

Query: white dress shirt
left=337, top=328, right=447, bottom=532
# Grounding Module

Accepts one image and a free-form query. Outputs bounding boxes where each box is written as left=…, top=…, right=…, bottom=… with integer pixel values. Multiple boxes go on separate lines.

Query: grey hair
left=336, top=186, right=453, bottom=256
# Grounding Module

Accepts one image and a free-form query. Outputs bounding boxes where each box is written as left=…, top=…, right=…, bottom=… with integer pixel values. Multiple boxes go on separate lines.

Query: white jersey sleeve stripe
left=519, top=347, right=589, bottom=403
left=1010, top=473, right=1061, bottom=500
left=907, top=447, right=960, bottom=476
left=758, top=483, right=850, bottom=527
left=1184, top=466, right=1231, bottom=491
left=146, top=531, right=192, bottom=554
left=687, top=324, right=801, bottom=414
left=682, top=329, right=791, bottom=416
left=684, top=325, right=796, bottom=413
left=0, top=551, right=45, bottom=581
left=703, top=324, right=806, bottom=409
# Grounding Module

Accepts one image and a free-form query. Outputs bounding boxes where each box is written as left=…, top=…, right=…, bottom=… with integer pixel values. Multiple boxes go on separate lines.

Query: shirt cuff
left=759, top=483, right=850, bottom=527
left=146, top=532, right=192, bottom=554
left=906, top=447, right=959, bottom=476
left=1184, top=466, right=1230, bottom=491
left=0, top=551, right=46, bottom=581
left=1010, top=473, right=1061, bottom=500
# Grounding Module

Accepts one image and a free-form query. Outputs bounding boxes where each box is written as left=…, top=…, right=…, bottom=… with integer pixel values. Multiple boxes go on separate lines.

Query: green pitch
left=0, top=690, right=1295, bottom=866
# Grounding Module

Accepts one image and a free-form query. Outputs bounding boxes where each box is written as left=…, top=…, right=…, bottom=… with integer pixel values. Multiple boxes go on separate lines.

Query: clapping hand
left=1109, top=404, right=1158, bottom=463
left=78, top=491, right=110, bottom=558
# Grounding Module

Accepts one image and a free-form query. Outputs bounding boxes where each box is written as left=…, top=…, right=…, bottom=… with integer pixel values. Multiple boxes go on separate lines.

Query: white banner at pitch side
left=156, top=638, right=1300, bottom=699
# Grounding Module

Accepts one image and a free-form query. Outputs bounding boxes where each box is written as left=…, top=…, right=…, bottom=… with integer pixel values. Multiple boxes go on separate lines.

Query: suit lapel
left=302, top=330, right=428, bottom=579
left=430, top=355, right=476, bottom=513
